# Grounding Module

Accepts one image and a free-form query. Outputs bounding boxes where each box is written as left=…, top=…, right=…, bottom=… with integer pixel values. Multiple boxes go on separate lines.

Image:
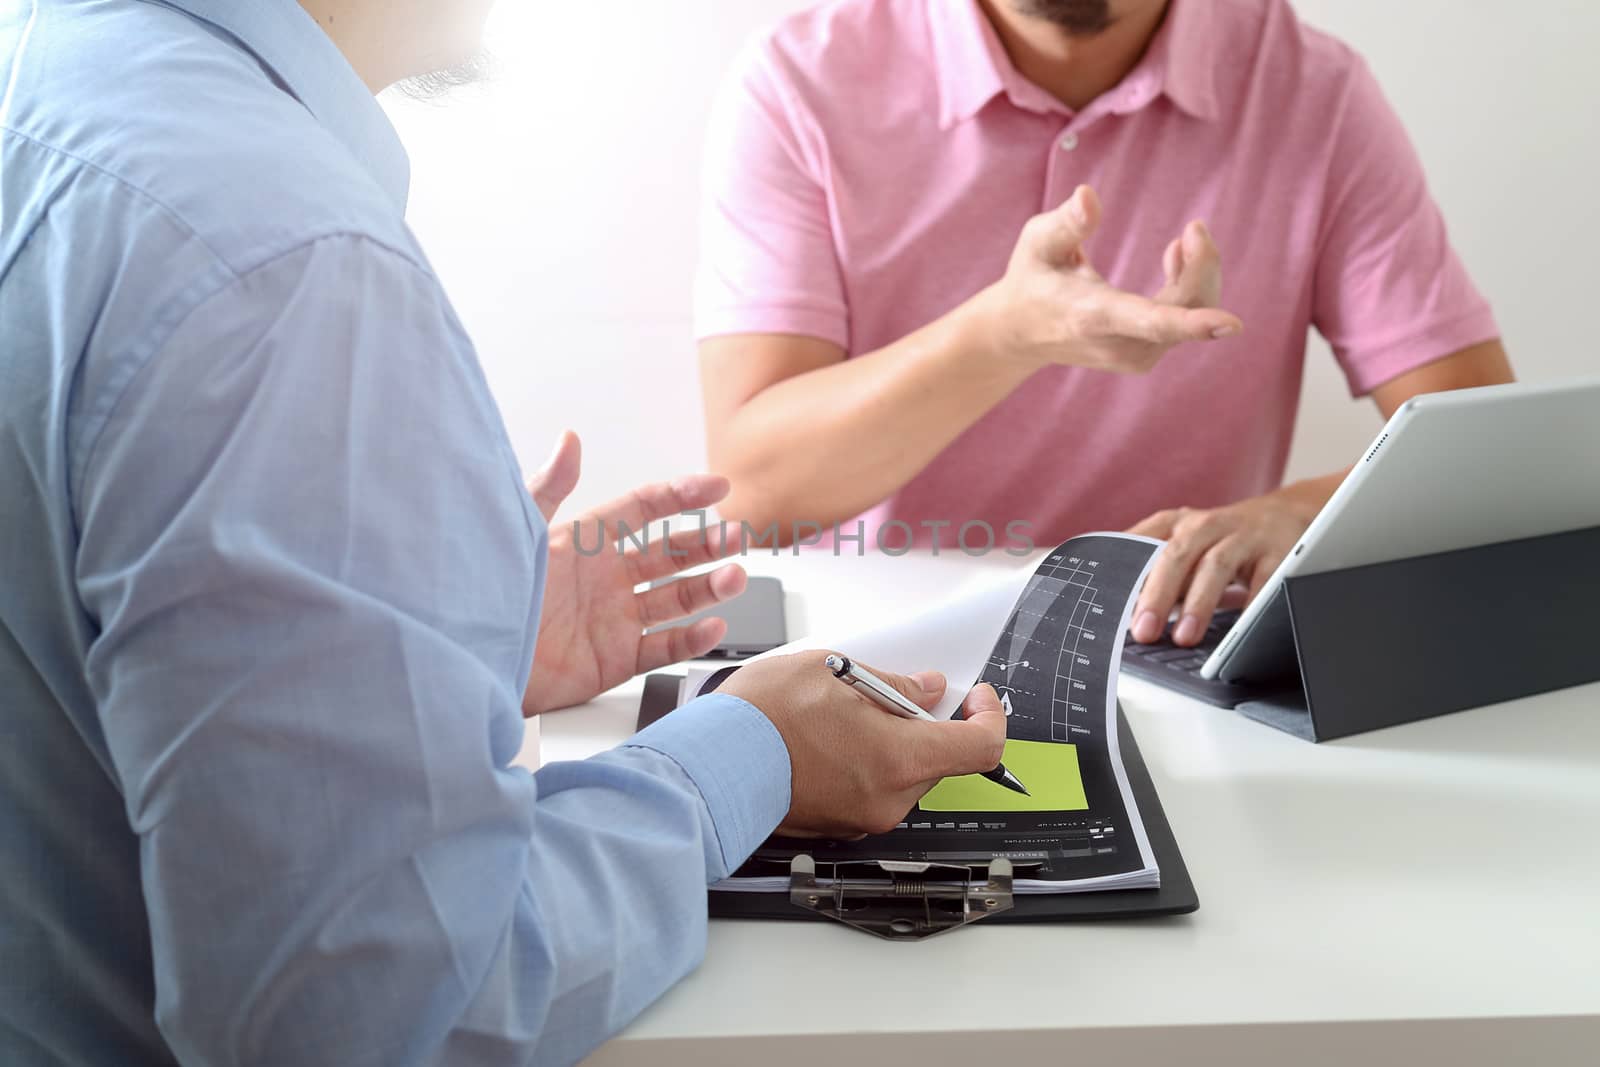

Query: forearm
left=118, top=641, right=784, bottom=1067
left=500, top=695, right=790, bottom=1065
left=713, top=290, right=1034, bottom=537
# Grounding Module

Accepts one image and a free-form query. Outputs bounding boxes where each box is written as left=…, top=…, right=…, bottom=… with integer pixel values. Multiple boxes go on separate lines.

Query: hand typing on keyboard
left=1124, top=488, right=1327, bottom=646
left=1120, top=609, right=1261, bottom=707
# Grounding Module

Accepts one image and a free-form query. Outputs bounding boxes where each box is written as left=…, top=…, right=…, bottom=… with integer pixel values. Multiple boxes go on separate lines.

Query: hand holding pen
left=719, top=652, right=1010, bottom=838
left=825, top=655, right=1029, bottom=796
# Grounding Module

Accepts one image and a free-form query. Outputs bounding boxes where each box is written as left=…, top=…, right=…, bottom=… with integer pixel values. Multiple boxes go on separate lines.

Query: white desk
left=532, top=551, right=1600, bottom=1066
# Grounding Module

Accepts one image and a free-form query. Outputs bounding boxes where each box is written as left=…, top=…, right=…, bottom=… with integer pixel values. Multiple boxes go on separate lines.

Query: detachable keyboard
left=1119, top=609, right=1291, bottom=708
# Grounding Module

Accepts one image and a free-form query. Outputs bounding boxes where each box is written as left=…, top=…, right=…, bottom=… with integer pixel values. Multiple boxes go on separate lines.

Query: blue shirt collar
left=152, top=0, right=410, bottom=211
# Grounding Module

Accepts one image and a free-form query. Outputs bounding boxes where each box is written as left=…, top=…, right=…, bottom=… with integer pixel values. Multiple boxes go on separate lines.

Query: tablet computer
left=1201, top=377, right=1600, bottom=683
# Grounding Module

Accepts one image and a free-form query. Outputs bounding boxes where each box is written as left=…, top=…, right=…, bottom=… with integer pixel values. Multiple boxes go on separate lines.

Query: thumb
left=527, top=430, right=582, bottom=521
left=1031, top=184, right=1102, bottom=268
left=838, top=656, right=948, bottom=713
left=917, top=684, right=1009, bottom=778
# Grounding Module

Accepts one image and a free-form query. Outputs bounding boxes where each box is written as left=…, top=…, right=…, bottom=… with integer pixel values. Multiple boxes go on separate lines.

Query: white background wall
left=387, top=0, right=1599, bottom=515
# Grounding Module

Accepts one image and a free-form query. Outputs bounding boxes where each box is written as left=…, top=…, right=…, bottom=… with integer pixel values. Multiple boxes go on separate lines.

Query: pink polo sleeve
left=694, top=41, right=850, bottom=350
left=1311, top=57, right=1500, bottom=396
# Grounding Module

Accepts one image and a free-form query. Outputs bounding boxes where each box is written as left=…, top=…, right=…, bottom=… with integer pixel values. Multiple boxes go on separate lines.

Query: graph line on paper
left=971, top=546, right=1126, bottom=747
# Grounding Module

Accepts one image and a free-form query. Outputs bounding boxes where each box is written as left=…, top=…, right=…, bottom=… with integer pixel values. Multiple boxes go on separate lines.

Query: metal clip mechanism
left=788, top=855, right=1014, bottom=940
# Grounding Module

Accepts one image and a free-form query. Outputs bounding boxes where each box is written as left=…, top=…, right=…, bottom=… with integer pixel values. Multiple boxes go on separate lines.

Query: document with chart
left=685, top=533, right=1164, bottom=894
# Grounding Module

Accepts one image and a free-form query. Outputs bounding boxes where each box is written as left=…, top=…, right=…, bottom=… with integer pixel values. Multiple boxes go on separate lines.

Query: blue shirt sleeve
left=71, top=233, right=791, bottom=1067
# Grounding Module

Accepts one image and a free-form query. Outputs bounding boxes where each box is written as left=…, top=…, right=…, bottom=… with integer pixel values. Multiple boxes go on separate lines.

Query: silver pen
left=824, top=654, right=1029, bottom=796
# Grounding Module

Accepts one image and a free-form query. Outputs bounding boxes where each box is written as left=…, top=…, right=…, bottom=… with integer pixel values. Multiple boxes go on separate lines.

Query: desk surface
left=532, top=551, right=1600, bottom=1067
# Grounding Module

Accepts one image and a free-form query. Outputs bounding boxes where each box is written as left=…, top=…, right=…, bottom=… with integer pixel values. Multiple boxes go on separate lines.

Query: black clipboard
left=637, top=673, right=1199, bottom=923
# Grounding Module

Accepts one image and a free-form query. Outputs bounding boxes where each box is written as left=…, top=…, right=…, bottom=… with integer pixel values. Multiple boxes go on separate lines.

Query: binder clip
left=788, top=855, right=1014, bottom=940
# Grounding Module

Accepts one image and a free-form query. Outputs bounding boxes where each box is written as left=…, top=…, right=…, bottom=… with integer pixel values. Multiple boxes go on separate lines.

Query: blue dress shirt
left=0, top=2, right=791, bottom=1064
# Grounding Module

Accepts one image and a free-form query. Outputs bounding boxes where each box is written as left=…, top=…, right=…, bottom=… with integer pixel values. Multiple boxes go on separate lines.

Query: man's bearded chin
left=1013, top=0, right=1113, bottom=35
left=397, top=50, right=494, bottom=100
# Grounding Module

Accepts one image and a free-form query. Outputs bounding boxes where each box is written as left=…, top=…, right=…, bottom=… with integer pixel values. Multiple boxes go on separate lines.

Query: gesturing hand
left=522, top=431, right=747, bottom=715
left=977, top=184, right=1243, bottom=374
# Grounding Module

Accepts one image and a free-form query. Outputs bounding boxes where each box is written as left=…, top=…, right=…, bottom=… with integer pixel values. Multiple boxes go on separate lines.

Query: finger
left=1133, top=525, right=1218, bottom=643
left=1033, top=184, right=1102, bottom=267
left=1218, top=583, right=1251, bottom=612
left=527, top=430, right=582, bottom=521
left=635, top=564, right=747, bottom=629
left=1163, top=220, right=1222, bottom=309
left=1175, top=536, right=1252, bottom=646
left=1096, top=289, right=1242, bottom=344
left=1128, top=507, right=1189, bottom=641
left=1128, top=515, right=1181, bottom=642
left=1127, top=508, right=1180, bottom=541
left=842, top=656, right=948, bottom=712
left=961, top=682, right=1007, bottom=726
left=635, top=616, right=727, bottom=674
left=585, top=473, right=732, bottom=540
left=1161, top=236, right=1183, bottom=288
left=911, top=685, right=1008, bottom=778
left=627, top=521, right=738, bottom=584
left=1245, top=550, right=1285, bottom=604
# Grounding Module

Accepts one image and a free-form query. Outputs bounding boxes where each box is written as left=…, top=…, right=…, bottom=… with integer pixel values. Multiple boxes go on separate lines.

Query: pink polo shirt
left=695, top=0, right=1498, bottom=547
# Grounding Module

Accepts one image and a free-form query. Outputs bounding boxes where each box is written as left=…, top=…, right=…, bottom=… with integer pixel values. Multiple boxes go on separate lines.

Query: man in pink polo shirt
left=695, top=0, right=1513, bottom=647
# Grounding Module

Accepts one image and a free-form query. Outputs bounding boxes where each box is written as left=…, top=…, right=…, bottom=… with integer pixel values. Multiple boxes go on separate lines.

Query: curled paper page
left=683, top=550, right=1045, bottom=720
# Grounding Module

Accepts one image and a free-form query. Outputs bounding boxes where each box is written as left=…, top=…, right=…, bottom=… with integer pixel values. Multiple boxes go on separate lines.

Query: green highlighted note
left=918, top=739, right=1088, bottom=813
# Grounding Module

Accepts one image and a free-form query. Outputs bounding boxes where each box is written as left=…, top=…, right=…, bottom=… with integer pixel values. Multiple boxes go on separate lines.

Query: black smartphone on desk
left=638, top=663, right=743, bottom=733
left=637, top=673, right=684, bottom=732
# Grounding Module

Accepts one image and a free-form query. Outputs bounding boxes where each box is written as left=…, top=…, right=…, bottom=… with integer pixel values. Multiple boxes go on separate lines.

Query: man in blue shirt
left=0, top=2, right=1007, bottom=1064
